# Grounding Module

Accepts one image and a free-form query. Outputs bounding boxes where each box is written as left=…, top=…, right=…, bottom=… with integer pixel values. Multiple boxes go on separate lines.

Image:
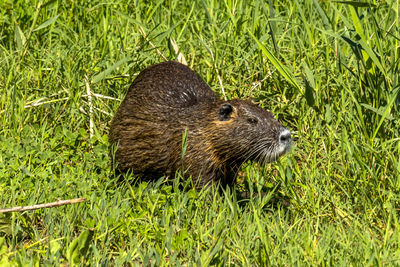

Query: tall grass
left=0, top=0, right=399, bottom=265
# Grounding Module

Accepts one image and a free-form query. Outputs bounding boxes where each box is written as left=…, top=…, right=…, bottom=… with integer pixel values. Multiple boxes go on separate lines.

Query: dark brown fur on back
left=109, top=61, right=291, bottom=189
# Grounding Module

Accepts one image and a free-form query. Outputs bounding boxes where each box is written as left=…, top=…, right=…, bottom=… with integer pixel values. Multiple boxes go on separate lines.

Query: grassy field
left=1, top=0, right=399, bottom=265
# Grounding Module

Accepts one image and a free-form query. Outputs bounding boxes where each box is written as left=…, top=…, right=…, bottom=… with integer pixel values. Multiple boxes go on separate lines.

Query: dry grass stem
left=0, top=198, right=86, bottom=213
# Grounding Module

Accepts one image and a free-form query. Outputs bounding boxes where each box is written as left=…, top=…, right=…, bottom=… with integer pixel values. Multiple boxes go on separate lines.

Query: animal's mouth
left=277, top=139, right=292, bottom=156
left=261, top=144, right=291, bottom=164
left=251, top=128, right=293, bottom=165
left=243, top=142, right=288, bottom=165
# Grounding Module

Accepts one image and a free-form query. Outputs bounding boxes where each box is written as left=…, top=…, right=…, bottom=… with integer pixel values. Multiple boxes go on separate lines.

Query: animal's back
left=125, top=61, right=218, bottom=111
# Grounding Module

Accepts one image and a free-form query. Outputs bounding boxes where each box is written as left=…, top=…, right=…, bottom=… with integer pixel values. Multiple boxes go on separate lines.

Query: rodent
left=109, top=61, right=292, bottom=189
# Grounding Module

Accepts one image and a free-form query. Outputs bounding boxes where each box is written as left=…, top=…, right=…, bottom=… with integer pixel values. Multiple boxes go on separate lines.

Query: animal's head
left=210, top=99, right=292, bottom=164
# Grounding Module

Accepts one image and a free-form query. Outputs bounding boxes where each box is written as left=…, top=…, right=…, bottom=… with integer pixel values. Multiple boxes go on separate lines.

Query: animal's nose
left=279, top=127, right=291, bottom=144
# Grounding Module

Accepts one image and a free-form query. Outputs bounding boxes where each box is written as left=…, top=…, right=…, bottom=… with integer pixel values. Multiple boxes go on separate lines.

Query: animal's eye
left=247, top=117, right=258, bottom=124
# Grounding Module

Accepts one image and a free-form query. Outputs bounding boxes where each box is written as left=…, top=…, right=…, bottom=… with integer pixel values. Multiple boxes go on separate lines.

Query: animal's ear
left=219, top=103, right=233, bottom=121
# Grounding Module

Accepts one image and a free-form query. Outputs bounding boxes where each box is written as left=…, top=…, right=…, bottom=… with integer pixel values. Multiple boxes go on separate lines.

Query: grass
left=0, top=0, right=399, bottom=265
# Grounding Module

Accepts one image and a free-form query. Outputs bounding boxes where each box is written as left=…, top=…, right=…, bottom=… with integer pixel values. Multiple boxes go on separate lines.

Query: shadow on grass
left=109, top=169, right=291, bottom=211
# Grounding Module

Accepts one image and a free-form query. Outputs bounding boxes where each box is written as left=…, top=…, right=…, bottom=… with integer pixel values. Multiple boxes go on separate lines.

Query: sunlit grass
left=0, top=0, right=399, bottom=265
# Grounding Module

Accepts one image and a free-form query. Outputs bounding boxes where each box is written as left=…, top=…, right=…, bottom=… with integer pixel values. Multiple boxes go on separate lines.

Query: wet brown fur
left=109, top=61, right=287, bottom=189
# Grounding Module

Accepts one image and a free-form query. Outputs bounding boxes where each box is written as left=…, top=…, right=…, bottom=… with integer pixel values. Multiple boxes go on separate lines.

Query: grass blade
left=92, top=56, right=132, bottom=84
left=249, top=31, right=303, bottom=94
left=33, top=15, right=60, bottom=32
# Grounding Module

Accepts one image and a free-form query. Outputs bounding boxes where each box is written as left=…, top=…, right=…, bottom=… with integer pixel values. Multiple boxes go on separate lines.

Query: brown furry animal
left=109, top=61, right=291, bottom=189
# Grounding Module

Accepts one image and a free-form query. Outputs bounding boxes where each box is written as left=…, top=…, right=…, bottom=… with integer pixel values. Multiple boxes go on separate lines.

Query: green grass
left=1, top=0, right=399, bottom=265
